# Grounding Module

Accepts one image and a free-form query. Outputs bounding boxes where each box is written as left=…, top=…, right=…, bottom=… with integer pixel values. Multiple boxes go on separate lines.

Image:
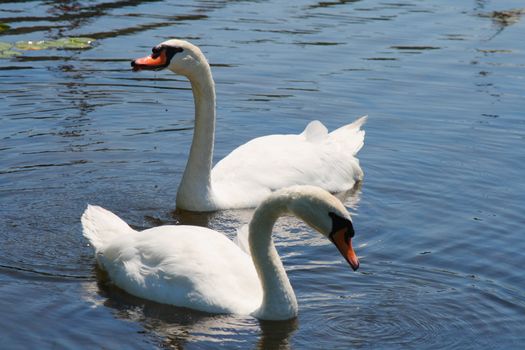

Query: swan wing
left=211, top=117, right=366, bottom=209
left=92, top=221, right=262, bottom=314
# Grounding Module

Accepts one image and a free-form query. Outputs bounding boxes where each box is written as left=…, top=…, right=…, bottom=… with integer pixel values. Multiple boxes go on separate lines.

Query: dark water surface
left=1, top=0, right=524, bottom=349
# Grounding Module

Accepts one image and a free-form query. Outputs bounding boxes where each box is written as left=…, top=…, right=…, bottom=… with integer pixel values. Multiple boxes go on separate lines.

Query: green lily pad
left=0, top=41, right=19, bottom=59
left=14, top=37, right=96, bottom=51
left=0, top=42, right=13, bottom=51
left=46, top=37, right=96, bottom=49
left=15, top=40, right=51, bottom=50
left=0, top=50, right=21, bottom=58
left=0, top=23, right=10, bottom=32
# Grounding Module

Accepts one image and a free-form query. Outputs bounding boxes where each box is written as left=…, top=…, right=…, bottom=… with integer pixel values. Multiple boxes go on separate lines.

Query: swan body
left=82, top=185, right=360, bottom=320
left=132, top=40, right=366, bottom=211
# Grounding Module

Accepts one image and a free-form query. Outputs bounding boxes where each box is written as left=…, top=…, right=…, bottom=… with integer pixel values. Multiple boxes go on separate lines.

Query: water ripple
left=296, top=262, right=525, bottom=349
left=1, top=0, right=525, bottom=349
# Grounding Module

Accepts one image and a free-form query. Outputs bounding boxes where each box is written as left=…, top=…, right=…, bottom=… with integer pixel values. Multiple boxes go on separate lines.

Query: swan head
left=131, top=39, right=208, bottom=78
left=278, top=186, right=360, bottom=271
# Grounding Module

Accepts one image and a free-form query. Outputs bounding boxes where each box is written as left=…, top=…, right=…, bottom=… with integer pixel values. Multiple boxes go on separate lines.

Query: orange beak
left=131, top=51, right=168, bottom=71
left=332, top=228, right=360, bottom=271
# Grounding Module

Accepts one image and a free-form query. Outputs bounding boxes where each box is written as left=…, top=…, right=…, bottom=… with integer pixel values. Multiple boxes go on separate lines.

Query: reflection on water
left=1, top=0, right=525, bottom=349
left=82, top=267, right=298, bottom=349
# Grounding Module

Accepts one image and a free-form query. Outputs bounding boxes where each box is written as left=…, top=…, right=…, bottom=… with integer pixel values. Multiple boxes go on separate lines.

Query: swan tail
left=329, top=115, right=367, bottom=155
left=81, top=205, right=135, bottom=252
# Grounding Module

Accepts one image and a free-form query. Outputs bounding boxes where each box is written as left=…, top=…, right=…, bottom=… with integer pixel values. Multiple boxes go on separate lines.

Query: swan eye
left=165, top=46, right=184, bottom=58
left=151, top=45, right=184, bottom=60
left=151, top=45, right=163, bottom=58
left=328, top=212, right=355, bottom=242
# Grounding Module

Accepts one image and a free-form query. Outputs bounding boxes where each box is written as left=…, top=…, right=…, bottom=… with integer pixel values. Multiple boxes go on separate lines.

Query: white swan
left=81, top=185, right=360, bottom=320
left=131, top=39, right=367, bottom=211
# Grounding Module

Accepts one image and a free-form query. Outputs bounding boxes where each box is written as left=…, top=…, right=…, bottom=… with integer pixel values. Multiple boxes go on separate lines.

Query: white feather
left=81, top=186, right=358, bottom=320
left=211, top=116, right=366, bottom=209
left=133, top=39, right=367, bottom=211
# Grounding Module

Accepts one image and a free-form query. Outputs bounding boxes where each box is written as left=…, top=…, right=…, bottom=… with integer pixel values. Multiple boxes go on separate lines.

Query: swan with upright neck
left=81, top=185, right=360, bottom=320
left=131, top=39, right=366, bottom=212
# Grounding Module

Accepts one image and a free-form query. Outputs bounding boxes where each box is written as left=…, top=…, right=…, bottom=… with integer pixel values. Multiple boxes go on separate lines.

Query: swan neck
left=176, top=63, right=216, bottom=210
left=249, top=197, right=298, bottom=320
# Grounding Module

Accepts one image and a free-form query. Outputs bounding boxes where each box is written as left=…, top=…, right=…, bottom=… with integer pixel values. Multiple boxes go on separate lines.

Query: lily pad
left=0, top=42, right=13, bottom=51
left=0, top=42, right=19, bottom=58
left=14, top=37, right=96, bottom=51
left=15, top=40, right=51, bottom=50
left=0, top=23, right=10, bottom=32
left=46, top=37, right=96, bottom=49
left=0, top=50, right=21, bottom=58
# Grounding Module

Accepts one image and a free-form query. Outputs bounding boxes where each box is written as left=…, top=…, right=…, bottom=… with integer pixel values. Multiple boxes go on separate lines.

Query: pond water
left=1, top=0, right=524, bottom=349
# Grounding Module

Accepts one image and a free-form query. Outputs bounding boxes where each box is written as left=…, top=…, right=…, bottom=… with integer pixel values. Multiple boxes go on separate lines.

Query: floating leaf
left=46, top=37, right=96, bottom=49
left=2, top=37, right=97, bottom=59
left=0, top=23, right=10, bottom=32
left=0, top=42, right=19, bottom=59
left=479, top=8, right=525, bottom=26
left=0, top=42, right=13, bottom=51
left=15, top=40, right=51, bottom=50
left=0, top=50, right=21, bottom=58
left=491, top=9, right=525, bottom=25
left=14, top=37, right=96, bottom=51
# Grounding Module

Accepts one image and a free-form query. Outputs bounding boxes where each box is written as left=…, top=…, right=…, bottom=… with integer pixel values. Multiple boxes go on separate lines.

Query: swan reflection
left=83, top=275, right=297, bottom=349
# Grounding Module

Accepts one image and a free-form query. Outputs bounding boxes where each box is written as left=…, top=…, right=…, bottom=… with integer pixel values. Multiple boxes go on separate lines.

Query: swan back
left=210, top=116, right=367, bottom=210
